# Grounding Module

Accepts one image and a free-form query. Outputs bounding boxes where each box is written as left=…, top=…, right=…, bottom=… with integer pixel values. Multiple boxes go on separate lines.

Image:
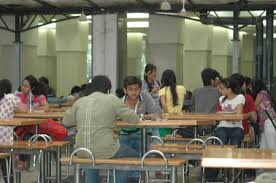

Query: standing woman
left=143, top=64, right=161, bottom=137
left=159, top=69, right=186, bottom=137
left=252, top=80, right=276, bottom=149
left=143, top=64, right=161, bottom=112
left=16, top=75, right=49, bottom=112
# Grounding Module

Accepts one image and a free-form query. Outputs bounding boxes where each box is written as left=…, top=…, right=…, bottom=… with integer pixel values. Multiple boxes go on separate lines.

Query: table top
left=0, top=118, right=48, bottom=126
left=0, top=141, right=70, bottom=150
left=162, top=113, right=243, bottom=121
left=15, top=112, right=65, bottom=119
left=0, top=153, right=10, bottom=159
left=151, top=144, right=236, bottom=154
left=114, top=120, right=215, bottom=128
left=201, top=148, right=276, bottom=169
left=61, top=157, right=186, bottom=167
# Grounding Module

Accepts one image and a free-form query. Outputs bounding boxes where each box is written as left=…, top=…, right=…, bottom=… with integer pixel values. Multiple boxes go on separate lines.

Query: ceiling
left=0, top=0, right=275, bottom=15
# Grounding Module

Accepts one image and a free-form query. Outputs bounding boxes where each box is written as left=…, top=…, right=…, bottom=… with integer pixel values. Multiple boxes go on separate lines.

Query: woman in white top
left=215, top=78, right=245, bottom=147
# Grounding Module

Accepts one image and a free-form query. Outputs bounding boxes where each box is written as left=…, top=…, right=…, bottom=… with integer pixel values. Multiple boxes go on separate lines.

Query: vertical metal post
left=266, top=10, right=274, bottom=91
left=56, top=147, right=61, bottom=183
left=232, top=11, right=240, bottom=74
left=256, top=20, right=264, bottom=80
left=74, top=164, right=80, bottom=183
left=170, top=167, right=177, bottom=183
left=15, top=15, right=22, bottom=87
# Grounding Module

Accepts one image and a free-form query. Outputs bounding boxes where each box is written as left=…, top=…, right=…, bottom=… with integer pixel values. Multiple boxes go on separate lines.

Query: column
left=56, top=19, right=88, bottom=96
left=93, top=14, right=118, bottom=91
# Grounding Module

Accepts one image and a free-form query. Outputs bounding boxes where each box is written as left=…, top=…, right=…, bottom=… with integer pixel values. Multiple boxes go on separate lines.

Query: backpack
left=15, top=119, right=68, bottom=141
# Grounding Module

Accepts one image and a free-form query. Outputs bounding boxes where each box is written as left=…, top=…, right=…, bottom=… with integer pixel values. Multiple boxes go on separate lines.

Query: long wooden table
left=162, top=113, right=243, bottom=121
left=15, top=112, right=64, bottom=119
left=115, top=119, right=216, bottom=155
left=0, top=118, right=48, bottom=126
left=201, top=148, right=276, bottom=183
left=0, top=141, right=70, bottom=183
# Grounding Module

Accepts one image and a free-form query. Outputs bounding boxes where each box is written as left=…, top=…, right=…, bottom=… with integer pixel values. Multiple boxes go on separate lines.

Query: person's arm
left=17, top=102, right=28, bottom=113
left=160, top=95, right=168, bottom=113
left=34, top=95, right=49, bottom=111
left=112, top=95, right=139, bottom=123
left=245, top=111, right=257, bottom=123
left=62, top=102, right=78, bottom=127
left=235, top=103, right=244, bottom=114
left=255, top=95, right=261, bottom=110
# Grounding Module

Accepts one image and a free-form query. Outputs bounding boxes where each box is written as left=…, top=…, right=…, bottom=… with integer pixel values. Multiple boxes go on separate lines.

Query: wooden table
left=115, top=120, right=216, bottom=155
left=0, top=118, right=48, bottom=126
left=162, top=113, right=243, bottom=121
left=0, top=141, right=70, bottom=183
left=15, top=112, right=64, bottom=119
left=0, top=118, right=48, bottom=135
left=201, top=148, right=276, bottom=169
left=201, top=148, right=276, bottom=183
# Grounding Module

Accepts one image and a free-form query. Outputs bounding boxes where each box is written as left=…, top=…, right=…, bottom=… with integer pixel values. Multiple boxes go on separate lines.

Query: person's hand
left=152, top=86, right=159, bottom=93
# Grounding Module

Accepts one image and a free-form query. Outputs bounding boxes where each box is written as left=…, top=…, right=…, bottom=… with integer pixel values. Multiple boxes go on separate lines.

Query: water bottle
left=28, top=92, right=34, bottom=112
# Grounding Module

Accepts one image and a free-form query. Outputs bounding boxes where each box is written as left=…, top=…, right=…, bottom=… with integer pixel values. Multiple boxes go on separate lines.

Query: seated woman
left=0, top=79, right=27, bottom=182
left=16, top=75, right=49, bottom=112
left=159, top=69, right=186, bottom=137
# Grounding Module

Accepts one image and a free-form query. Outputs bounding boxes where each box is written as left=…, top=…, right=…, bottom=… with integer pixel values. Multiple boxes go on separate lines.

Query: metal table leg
left=46, top=152, right=51, bottom=183
left=170, top=167, right=177, bottom=183
left=194, top=126, right=198, bottom=138
left=74, top=164, right=80, bottom=183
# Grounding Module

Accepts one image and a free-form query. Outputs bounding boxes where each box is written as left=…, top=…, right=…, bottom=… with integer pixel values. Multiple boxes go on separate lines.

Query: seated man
left=177, top=68, right=221, bottom=137
left=120, top=76, right=159, bottom=156
left=62, top=75, right=140, bottom=183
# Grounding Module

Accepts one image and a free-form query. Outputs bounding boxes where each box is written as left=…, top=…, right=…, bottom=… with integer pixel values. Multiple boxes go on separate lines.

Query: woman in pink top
left=252, top=80, right=276, bottom=149
left=16, top=75, right=49, bottom=112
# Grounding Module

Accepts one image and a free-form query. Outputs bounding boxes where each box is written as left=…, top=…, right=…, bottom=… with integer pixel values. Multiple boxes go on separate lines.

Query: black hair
left=230, top=73, right=245, bottom=88
left=144, top=63, right=157, bottom=92
left=244, top=76, right=253, bottom=96
left=39, top=76, right=49, bottom=86
left=201, top=68, right=221, bottom=86
left=220, top=77, right=241, bottom=103
left=0, top=79, right=12, bottom=100
left=24, top=75, right=46, bottom=96
left=252, top=80, right=270, bottom=100
left=116, top=88, right=125, bottom=98
left=123, top=76, right=142, bottom=89
left=161, top=69, right=178, bottom=106
left=84, top=75, right=112, bottom=96
left=70, top=85, right=81, bottom=95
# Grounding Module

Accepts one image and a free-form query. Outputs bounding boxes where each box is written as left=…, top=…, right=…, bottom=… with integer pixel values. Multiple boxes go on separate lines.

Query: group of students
left=0, top=64, right=275, bottom=182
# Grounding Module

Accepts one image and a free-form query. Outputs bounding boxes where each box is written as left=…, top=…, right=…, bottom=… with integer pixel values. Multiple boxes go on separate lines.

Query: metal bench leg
left=74, top=164, right=80, bottom=183
left=145, top=171, right=149, bottom=183
left=170, top=167, right=177, bottom=183
left=5, top=157, right=10, bottom=183
left=201, top=168, right=205, bottom=183
left=40, top=150, right=45, bottom=183
left=56, top=147, right=61, bottom=183
left=182, top=165, right=185, bottom=183
left=113, top=169, right=116, bottom=183
left=46, top=152, right=51, bottom=183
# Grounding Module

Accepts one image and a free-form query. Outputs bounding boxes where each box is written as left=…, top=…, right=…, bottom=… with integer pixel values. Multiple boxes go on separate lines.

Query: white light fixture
left=79, top=10, right=87, bottom=22
left=127, top=21, right=149, bottom=28
left=180, top=0, right=186, bottom=15
left=160, top=0, right=171, bottom=11
left=127, top=13, right=149, bottom=19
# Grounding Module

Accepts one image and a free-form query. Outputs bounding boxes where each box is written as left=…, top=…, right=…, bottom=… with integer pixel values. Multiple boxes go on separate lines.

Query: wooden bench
left=61, top=148, right=188, bottom=183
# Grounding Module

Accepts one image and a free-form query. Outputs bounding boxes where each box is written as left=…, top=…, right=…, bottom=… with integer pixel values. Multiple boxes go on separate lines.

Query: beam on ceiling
left=84, top=0, right=99, bottom=8
left=32, top=0, right=57, bottom=9
left=0, top=3, right=276, bottom=15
